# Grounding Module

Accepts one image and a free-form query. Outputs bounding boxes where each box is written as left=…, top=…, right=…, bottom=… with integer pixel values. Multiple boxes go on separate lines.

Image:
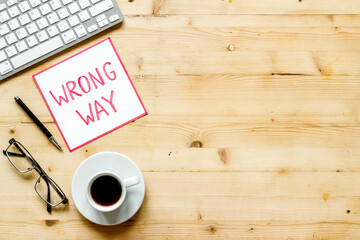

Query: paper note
left=33, top=38, right=147, bottom=152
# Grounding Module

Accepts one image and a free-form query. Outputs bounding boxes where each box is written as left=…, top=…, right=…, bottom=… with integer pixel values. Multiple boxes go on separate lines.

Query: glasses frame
left=3, top=138, right=68, bottom=211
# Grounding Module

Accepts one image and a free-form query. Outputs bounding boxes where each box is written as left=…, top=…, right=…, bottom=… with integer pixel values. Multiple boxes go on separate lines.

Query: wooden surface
left=1, top=0, right=360, bottom=239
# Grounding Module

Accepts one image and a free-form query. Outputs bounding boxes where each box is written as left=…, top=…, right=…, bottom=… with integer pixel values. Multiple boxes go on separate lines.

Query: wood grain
left=1, top=172, right=360, bottom=239
left=0, top=1, right=360, bottom=239
left=117, top=0, right=360, bottom=15
left=9, top=15, right=360, bottom=76
left=3, top=74, right=360, bottom=127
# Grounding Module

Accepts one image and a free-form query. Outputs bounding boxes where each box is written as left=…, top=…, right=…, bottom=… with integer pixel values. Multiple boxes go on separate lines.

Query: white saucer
left=71, top=152, right=145, bottom=226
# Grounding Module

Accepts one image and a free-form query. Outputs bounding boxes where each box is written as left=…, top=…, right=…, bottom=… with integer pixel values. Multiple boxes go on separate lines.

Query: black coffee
left=90, top=175, right=122, bottom=206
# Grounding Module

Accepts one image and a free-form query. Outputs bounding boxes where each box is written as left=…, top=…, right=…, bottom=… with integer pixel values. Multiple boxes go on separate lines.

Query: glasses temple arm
left=3, top=151, right=25, bottom=157
left=13, top=142, right=27, bottom=156
left=44, top=179, right=51, bottom=213
left=42, top=175, right=68, bottom=203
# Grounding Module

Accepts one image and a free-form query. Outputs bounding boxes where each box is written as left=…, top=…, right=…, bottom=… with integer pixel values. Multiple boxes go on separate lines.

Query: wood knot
left=197, top=211, right=202, bottom=221
left=227, top=44, right=235, bottom=51
left=347, top=210, right=351, bottom=214
left=322, top=193, right=329, bottom=202
left=137, top=57, right=144, bottom=70
left=48, top=167, right=52, bottom=172
left=45, top=219, right=59, bottom=227
left=9, top=129, right=15, bottom=134
left=206, top=225, right=217, bottom=234
left=152, top=0, right=165, bottom=15
left=248, top=227, right=255, bottom=233
left=190, top=141, right=202, bottom=148
left=168, top=152, right=172, bottom=156
left=218, top=149, right=227, bottom=165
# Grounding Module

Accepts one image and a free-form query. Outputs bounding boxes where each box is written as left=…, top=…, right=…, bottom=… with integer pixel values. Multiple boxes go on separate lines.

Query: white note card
left=33, top=38, right=147, bottom=152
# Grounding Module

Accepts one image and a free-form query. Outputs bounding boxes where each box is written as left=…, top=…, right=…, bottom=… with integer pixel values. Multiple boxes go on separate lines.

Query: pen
left=14, top=96, right=63, bottom=151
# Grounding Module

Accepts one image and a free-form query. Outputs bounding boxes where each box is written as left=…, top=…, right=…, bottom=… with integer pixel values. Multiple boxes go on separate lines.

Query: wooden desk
left=1, top=0, right=360, bottom=239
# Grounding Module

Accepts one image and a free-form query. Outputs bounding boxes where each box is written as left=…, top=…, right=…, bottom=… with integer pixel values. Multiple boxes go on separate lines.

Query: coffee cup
left=86, top=171, right=140, bottom=212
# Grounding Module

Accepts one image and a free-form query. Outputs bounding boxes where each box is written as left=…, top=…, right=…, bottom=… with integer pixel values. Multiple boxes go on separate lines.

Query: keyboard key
left=19, top=1, right=31, bottom=12
left=68, top=15, right=80, bottom=27
left=36, top=17, right=49, bottom=29
left=87, top=24, right=97, bottom=33
left=50, top=0, right=61, bottom=10
left=98, top=19, right=108, bottom=28
left=0, top=38, right=6, bottom=49
left=0, top=24, right=9, bottom=35
left=8, top=6, right=20, bottom=18
left=5, top=33, right=17, bottom=45
left=62, top=29, right=76, bottom=44
left=47, top=12, right=59, bottom=24
left=19, top=13, right=31, bottom=25
left=29, top=0, right=41, bottom=7
left=91, top=0, right=101, bottom=3
left=0, top=11, right=10, bottom=23
left=6, top=0, right=18, bottom=7
left=15, top=28, right=27, bottom=39
left=5, top=45, right=17, bottom=57
left=95, top=14, right=105, bottom=22
left=57, top=20, right=69, bottom=32
left=68, top=2, right=80, bottom=14
left=39, top=3, right=51, bottom=15
left=47, top=25, right=59, bottom=37
left=79, top=10, right=90, bottom=22
left=74, top=25, right=86, bottom=38
left=26, top=22, right=38, bottom=34
left=0, top=61, right=13, bottom=75
left=15, top=40, right=28, bottom=52
left=0, top=3, right=5, bottom=11
left=11, top=36, right=63, bottom=68
left=89, top=0, right=113, bottom=17
left=26, top=35, right=38, bottom=47
left=8, top=19, right=20, bottom=30
left=0, top=50, right=6, bottom=61
left=36, top=30, right=48, bottom=42
left=62, top=0, right=72, bottom=5
left=79, top=0, right=90, bottom=9
left=57, top=7, right=69, bottom=19
left=29, top=9, right=41, bottom=20
left=109, top=14, right=119, bottom=22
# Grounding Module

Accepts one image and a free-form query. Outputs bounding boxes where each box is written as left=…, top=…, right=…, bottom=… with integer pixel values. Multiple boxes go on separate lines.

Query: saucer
left=71, top=152, right=145, bottom=226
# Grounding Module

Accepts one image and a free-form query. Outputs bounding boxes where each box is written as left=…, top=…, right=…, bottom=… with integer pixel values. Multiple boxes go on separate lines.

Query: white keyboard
left=0, top=0, right=123, bottom=81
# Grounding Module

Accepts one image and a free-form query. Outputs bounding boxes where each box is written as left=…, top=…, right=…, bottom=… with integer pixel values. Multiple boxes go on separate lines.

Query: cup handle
left=124, top=176, right=140, bottom=188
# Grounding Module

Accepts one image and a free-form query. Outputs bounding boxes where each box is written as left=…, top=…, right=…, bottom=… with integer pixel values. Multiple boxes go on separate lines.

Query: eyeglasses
left=3, top=138, right=68, bottom=213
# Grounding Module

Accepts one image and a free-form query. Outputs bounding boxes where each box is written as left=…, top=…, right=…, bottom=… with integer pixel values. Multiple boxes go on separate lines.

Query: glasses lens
left=35, top=176, right=65, bottom=206
left=6, top=142, right=35, bottom=172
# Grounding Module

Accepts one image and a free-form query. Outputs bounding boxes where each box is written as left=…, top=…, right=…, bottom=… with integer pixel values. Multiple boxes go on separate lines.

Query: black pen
left=14, top=96, right=62, bottom=151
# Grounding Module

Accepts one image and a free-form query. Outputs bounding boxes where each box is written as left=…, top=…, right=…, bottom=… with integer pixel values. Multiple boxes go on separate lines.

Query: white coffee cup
left=86, top=171, right=140, bottom=212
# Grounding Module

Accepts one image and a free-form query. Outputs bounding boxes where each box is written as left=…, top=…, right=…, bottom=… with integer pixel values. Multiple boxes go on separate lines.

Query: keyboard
left=0, top=0, right=124, bottom=81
